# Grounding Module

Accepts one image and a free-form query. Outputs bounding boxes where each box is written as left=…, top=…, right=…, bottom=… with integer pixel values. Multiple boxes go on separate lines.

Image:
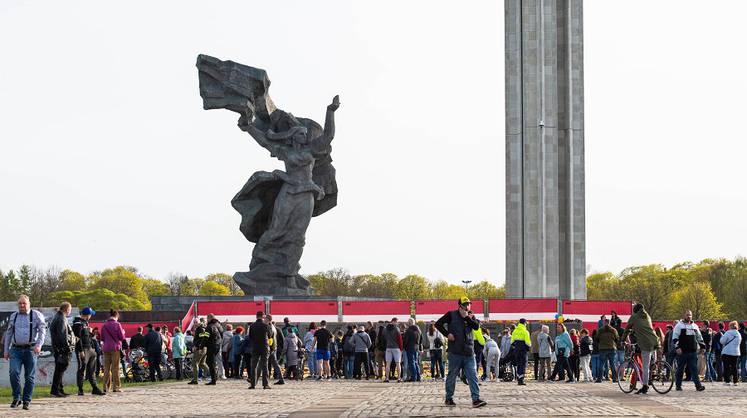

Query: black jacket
left=434, top=310, right=479, bottom=356
left=144, top=329, right=163, bottom=355
left=193, top=324, right=209, bottom=349
left=72, top=317, right=93, bottom=352
left=248, top=319, right=271, bottom=355
left=50, top=311, right=73, bottom=354
left=129, top=333, right=146, bottom=350
left=403, top=325, right=422, bottom=352
left=206, top=319, right=223, bottom=349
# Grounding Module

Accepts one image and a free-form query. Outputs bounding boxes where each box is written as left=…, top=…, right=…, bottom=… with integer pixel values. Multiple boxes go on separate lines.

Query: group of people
left=3, top=293, right=746, bottom=410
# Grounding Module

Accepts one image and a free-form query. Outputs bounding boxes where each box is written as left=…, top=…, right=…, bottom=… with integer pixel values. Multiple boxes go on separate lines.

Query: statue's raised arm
left=311, top=95, right=340, bottom=155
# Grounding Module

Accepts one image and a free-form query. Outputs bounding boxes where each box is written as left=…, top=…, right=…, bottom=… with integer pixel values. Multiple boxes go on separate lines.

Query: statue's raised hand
left=327, top=95, right=340, bottom=112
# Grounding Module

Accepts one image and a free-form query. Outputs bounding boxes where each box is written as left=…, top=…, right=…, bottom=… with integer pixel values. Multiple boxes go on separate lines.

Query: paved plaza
left=17, top=379, right=747, bottom=417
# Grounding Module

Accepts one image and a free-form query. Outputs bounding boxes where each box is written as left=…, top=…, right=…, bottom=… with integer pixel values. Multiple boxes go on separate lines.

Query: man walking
left=205, top=313, right=224, bottom=385
left=434, top=297, right=486, bottom=408
left=49, top=301, right=74, bottom=398
left=673, top=310, right=706, bottom=392
left=72, top=307, right=105, bottom=396
left=188, top=318, right=211, bottom=384
left=248, top=311, right=271, bottom=389
left=4, top=295, right=46, bottom=410
left=144, top=324, right=164, bottom=382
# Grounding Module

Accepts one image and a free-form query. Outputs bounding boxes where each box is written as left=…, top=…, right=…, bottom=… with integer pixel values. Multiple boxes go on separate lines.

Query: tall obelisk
left=505, top=0, right=586, bottom=300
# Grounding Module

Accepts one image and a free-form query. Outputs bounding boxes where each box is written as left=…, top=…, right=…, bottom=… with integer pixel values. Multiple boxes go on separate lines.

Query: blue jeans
left=344, top=355, right=354, bottom=378
left=591, top=354, right=599, bottom=380
left=307, top=351, right=317, bottom=376
left=740, top=355, right=747, bottom=381
left=445, top=353, right=480, bottom=401
left=705, top=351, right=716, bottom=380
left=406, top=350, right=420, bottom=381
left=9, top=347, right=37, bottom=402
left=616, top=350, right=625, bottom=369
left=675, top=351, right=701, bottom=388
left=597, top=350, right=617, bottom=381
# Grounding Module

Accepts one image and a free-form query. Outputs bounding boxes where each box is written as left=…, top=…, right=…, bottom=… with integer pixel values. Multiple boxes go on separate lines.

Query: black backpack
left=343, top=335, right=356, bottom=354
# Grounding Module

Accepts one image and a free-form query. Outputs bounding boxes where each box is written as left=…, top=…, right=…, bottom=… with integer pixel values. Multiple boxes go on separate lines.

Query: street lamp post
left=461, top=280, right=472, bottom=294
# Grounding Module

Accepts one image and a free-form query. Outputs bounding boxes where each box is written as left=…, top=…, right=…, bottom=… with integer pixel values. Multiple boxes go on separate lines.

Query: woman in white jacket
left=720, top=321, right=742, bottom=386
left=482, top=329, right=501, bottom=381
left=426, top=323, right=445, bottom=380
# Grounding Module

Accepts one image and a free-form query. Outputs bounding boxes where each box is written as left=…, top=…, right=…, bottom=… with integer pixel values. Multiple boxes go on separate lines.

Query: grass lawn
left=0, top=379, right=170, bottom=403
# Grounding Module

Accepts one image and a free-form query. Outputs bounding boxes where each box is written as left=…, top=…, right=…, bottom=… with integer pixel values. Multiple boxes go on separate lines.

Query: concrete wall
left=505, top=0, right=586, bottom=300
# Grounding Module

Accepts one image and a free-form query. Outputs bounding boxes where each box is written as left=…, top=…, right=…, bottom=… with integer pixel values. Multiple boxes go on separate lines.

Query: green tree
left=89, top=266, right=150, bottom=308
left=1, top=270, right=21, bottom=299
left=205, top=273, right=243, bottom=296
left=48, top=289, right=147, bottom=311
left=671, top=281, right=724, bottom=320
left=395, top=274, right=430, bottom=301
left=585, top=272, right=618, bottom=300
left=467, top=280, right=504, bottom=300
left=308, top=268, right=354, bottom=297
left=142, top=278, right=170, bottom=299
left=430, top=280, right=466, bottom=300
left=18, top=265, right=32, bottom=295
left=59, top=269, right=87, bottom=292
left=198, top=280, right=231, bottom=296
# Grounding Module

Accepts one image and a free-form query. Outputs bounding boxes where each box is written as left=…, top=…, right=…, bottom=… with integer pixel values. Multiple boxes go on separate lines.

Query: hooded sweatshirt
left=383, top=323, right=403, bottom=350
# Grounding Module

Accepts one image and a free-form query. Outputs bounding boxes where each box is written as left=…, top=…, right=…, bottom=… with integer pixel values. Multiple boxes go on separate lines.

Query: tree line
left=1, top=257, right=745, bottom=319
left=0, top=266, right=242, bottom=311
left=587, top=257, right=747, bottom=320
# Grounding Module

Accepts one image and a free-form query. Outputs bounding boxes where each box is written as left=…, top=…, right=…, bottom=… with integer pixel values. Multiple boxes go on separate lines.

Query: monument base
left=233, top=271, right=312, bottom=296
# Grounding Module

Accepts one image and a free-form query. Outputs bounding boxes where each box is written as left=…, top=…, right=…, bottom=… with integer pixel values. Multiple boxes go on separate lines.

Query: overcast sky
left=1, top=1, right=745, bottom=285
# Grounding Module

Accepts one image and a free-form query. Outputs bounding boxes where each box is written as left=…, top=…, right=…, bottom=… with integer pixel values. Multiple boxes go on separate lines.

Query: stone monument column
left=505, top=0, right=586, bottom=300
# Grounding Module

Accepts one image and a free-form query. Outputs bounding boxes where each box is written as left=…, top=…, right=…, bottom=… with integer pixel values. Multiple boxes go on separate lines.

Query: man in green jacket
left=596, top=319, right=619, bottom=383
left=622, top=303, right=660, bottom=394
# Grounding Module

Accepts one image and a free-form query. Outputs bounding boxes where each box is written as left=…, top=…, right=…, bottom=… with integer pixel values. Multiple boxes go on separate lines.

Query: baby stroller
left=127, top=349, right=148, bottom=382
left=498, top=347, right=516, bottom=382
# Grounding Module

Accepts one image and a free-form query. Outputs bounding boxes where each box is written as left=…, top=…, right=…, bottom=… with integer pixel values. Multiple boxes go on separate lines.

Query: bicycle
left=616, top=343, right=673, bottom=394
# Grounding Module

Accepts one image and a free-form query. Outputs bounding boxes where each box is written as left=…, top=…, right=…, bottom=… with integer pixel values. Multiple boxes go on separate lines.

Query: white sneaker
left=724, top=382, right=732, bottom=386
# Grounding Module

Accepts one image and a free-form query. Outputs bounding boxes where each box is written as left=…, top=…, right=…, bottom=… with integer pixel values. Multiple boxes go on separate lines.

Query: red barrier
left=487, top=299, right=557, bottom=321
left=342, top=301, right=410, bottom=322
left=196, top=300, right=266, bottom=323
left=562, top=300, right=632, bottom=324
left=415, top=300, right=484, bottom=321
left=270, top=301, right=338, bottom=323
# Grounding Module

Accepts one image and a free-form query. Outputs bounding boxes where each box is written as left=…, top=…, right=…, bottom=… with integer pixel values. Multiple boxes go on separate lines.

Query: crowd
left=2, top=294, right=747, bottom=410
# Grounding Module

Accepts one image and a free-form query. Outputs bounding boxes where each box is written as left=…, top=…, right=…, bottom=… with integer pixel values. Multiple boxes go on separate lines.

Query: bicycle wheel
left=650, top=360, right=674, bottom=394
left=616, top=360, right=637, bottom=393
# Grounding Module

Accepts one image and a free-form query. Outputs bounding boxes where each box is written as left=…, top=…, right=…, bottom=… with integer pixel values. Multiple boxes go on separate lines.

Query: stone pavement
left=16, top=379, right=747, bottom=417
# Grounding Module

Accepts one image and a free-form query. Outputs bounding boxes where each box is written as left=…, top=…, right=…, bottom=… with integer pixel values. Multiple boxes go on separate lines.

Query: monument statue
left=196, top=54, right=340, bottom=295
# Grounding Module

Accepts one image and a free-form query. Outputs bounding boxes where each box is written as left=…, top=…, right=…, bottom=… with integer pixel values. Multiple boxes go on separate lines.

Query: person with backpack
left=427, top=322, right=445, bottom=380
left=579, top=328, right=593, bottom=382
left=73, top=307, right=105, bottom=396
left=3, top=295, right=47, bottom=410
left=352, top=325, right=373, bottom=379
left=434, top=297, right=486, bottom=408
left=205, top=313, right=224, bottom=385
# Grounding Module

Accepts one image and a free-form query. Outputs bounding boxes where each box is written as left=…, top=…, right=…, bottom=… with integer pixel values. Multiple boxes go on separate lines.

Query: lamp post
left=461, top=280, right=472, bottom=295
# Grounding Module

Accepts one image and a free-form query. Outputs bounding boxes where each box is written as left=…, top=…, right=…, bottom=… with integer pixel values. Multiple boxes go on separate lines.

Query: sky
left=1, top=1, right=745, bottom=286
